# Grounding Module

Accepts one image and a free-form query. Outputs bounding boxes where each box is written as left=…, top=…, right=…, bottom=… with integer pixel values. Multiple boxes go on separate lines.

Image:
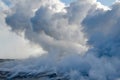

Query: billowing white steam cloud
left=83, top=1, right=120, bottom=58
left=0, top=0, right=120, bottom=80
left=5, top=0, right=89, bottom=55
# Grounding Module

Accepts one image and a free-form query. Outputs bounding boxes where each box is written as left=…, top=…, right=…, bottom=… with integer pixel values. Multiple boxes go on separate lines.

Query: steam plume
left=0, top=0, right=120, bottom=80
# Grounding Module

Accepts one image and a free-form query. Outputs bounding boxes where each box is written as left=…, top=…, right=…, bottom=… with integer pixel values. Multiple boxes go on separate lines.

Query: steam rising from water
left=0, top=0, right=120, bottom=80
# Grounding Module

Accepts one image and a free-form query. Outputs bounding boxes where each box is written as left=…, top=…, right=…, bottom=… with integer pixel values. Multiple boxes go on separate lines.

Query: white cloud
left=0, top=1, right=43, bottom=59
left=0, top=0, right=9, bottom=11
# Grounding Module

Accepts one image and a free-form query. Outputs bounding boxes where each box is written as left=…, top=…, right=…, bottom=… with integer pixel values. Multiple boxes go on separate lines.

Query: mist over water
left=0, top=0, right=120, bottom=80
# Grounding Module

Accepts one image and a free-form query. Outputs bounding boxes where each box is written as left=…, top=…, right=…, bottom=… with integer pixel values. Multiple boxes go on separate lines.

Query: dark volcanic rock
left=0, top=70, right=69, bottom=80
left=0, top=59, right=69, bottom=80
left=0, top=59, right=14, bottom=63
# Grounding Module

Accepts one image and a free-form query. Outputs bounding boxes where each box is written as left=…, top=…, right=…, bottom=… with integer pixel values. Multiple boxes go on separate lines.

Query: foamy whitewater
left=0, top=0, right=120, bottom=80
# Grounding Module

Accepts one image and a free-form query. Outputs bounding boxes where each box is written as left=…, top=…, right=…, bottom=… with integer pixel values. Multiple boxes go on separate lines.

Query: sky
left=0, top=0, right=116, bottom=59
left=61, top=0, right=76, bottom=4
left=61, top=0, right=115, bottom=6
left=97, top=0, right=115, bottom=5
